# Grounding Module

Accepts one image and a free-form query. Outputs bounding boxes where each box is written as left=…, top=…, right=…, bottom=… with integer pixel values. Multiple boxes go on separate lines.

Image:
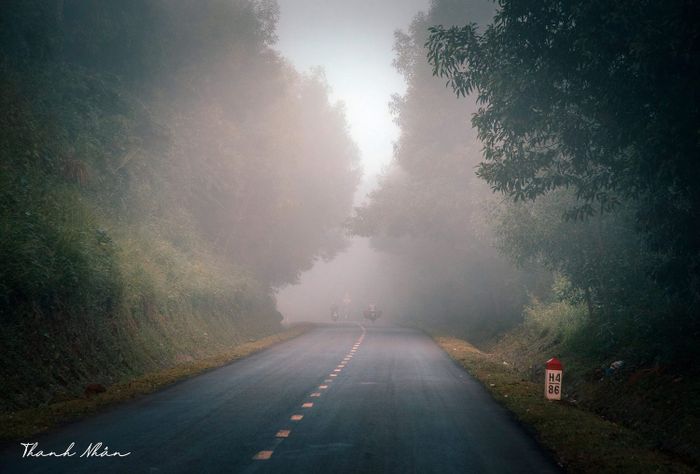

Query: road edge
left=433, top=335, right=695, bottom=474
left=0, top=323, right=315, bottom=442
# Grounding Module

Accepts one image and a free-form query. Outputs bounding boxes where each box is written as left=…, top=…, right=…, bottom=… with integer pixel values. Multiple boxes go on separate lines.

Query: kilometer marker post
left=545, top=357, right=563, bottom=400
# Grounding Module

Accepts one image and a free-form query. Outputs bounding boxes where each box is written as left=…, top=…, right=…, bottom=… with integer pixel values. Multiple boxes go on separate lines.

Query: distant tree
left=427, top=1, right=700, bottom=298
left=350, top=1, right=531, bottom=339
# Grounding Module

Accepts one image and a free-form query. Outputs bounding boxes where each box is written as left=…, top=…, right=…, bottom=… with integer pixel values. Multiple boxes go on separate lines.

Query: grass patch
left=0, top=324, right=313, bottom=441
left=434, top=336, right=696, bottom=474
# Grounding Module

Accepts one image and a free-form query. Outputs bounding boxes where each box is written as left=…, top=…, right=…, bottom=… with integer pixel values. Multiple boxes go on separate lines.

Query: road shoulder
left=434, top=336, right=695, bottom=474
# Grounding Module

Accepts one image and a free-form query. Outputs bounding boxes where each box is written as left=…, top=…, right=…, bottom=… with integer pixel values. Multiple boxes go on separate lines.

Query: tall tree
left=351, top=1, right=530, bottom=338
left=427, top=0, right=700, bottom=299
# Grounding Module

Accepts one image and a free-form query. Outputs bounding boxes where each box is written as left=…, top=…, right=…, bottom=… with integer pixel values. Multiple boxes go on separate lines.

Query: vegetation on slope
left=435, top=334, right=697, bottom=473
left=1, top=324, right=312, bottom=441
left=0, top=0, right=359, bottom=410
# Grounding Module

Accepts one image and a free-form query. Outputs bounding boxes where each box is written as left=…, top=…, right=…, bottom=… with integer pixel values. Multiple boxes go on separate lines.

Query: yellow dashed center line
left=254, top=326, right=368, bottom=462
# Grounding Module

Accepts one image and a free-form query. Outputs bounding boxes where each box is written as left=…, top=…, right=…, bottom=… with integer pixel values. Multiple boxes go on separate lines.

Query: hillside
left=0, top=0, right=359, bottom=411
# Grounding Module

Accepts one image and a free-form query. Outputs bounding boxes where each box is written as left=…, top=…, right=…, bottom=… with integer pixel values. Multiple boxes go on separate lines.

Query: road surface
left=1, top=324, right=559, bottom=473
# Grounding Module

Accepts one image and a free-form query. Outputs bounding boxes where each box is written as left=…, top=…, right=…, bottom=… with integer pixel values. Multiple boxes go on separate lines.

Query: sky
left=275, top=0, right=431, bottom=179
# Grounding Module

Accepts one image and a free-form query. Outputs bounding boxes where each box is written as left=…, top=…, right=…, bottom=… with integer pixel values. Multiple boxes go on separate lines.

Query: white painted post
left=545, top=357, right=563, bottom=400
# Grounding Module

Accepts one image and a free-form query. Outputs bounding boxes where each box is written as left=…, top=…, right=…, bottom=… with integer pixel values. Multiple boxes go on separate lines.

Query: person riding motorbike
left=330, top=303, right=340, bottom=322
left=363, top=304, right=381, bottom=322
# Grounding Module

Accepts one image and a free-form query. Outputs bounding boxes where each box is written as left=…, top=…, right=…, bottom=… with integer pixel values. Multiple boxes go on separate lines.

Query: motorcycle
left=363, top=307, right=382, bottom=322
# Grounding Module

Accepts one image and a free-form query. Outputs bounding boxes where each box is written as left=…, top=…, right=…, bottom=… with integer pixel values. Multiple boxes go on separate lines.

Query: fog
left=2, top=0, right=699, bottom=416
left=276, top=0, right=510, bottom=337
left=273, top=0, right=700, bottom=359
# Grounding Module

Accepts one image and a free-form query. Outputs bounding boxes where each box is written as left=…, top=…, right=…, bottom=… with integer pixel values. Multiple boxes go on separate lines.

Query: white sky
left=275, top=0, right=430, bottom=178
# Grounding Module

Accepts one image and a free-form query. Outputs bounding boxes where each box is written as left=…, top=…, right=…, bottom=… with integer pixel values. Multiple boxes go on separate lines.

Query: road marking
left=251, top=323, right=374, bottom=468
left=253, top=450, right=273, bottom=460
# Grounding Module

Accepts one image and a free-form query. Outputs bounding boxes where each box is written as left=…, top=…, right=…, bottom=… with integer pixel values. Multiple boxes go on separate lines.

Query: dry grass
left=0, top=324, right=313, bottom=441
left=434, top=336, right=696, bottom=474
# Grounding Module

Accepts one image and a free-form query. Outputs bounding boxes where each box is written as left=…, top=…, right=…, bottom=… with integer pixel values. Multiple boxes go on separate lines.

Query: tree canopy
left=427, top=0, right=700, bottom=298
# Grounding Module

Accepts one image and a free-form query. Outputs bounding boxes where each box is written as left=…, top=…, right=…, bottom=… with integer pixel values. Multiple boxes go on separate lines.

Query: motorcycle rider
left=330, top=303, right=340, bottom=321
left=364, top=304, right=381, bottom=322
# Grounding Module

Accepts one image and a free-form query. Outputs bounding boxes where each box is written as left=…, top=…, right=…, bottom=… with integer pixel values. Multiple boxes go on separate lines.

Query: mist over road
left=1, top=325, right=558, bottom=473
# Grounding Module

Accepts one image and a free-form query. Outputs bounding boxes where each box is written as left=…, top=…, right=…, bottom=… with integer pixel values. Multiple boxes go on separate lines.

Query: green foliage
left=426, top=0, right=700, bottom=300
left=522, top=299, right=587, bottom=344
left=421, top=0, right=700, bottom=362
left=495, top=189, right=699, bottom=363
left=0, top=0, right=358, bottom=409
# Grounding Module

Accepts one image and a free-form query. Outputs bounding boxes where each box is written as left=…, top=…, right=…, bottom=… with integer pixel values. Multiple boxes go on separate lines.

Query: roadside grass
left=0, top=324, right=312, bottom=442
left=435, top=336, right=696, bottom=474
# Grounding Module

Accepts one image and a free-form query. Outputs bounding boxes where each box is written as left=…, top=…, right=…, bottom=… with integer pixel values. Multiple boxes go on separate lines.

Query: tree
left=350, top=1, right=530, bottom=339
left=426, top=0, right=700, bottom=299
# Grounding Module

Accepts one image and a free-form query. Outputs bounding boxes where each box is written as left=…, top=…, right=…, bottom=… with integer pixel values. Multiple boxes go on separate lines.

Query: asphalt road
left=1, top=324, right=560, bottom=473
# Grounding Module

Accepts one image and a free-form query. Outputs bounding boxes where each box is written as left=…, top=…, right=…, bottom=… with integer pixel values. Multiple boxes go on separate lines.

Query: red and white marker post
left=545, top=358, right=563, bottom=400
